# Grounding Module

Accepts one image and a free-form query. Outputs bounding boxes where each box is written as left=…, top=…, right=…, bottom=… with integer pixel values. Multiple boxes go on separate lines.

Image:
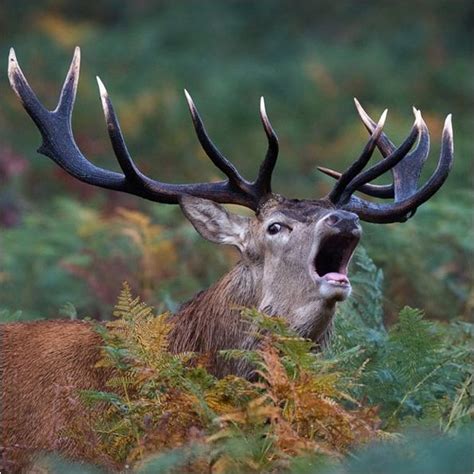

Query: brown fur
left=0, top=196, right=359, bottom=472
left=0, top=321, right=106, bottom=471
left=0, top=263, right=262, bottom=471
left=169, top=262, right=262, bottom=377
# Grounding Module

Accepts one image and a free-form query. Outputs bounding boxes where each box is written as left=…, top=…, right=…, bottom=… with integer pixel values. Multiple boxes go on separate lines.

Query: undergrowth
left=63, top=275, right=471, bottom=473
left=332, top=248, right=472, bottom=430
left=3, top=243, right=471, bottom=472
left=74, top=283, right=383, bottom=472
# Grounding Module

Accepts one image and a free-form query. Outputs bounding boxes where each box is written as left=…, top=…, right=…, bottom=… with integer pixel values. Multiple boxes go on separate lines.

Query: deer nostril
left=325, top=211, right=361, bottom=230
left=326, top=213, right=342, bottom=226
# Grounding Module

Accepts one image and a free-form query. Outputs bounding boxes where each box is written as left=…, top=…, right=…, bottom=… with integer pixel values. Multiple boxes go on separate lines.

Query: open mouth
left=313, top=233, right=359, bottom=286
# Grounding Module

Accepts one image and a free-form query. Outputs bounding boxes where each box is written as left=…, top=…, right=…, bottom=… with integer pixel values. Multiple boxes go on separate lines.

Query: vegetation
left=0, top=1, right=472, bottom=472
left=34, top=277, right=471, bottom=472
left=0, top=0, right=472, bottom=322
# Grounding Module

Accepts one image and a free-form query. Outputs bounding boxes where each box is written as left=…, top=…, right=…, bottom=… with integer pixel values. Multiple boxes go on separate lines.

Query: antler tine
left=97, top=78, right=228, bottom=204
left=255, top=96, right=279, bottom=194
left=353, top=101, right=431, bottom=202
left=342, top=114, right=453, bottom=223
left=184, top=90, right=245, bottom=186
left=9, top=48, right=276, bottom=211
left=55, top=46, right=81, bottom=118
left=8, top=48, right=50, bottom=126
left=338, top=109, right=422, bottom=203
left=317, top=166, right=394, bottom=198
left=391, top=108, right=430, bottom=202
left=317, top=98, right=396, bottom=199
left=98, top=77, right=248, bottom=204
left=354, top=98, right=396, bottom=157
left=9, top=47, right=127, bottom=191
left=328, top=109, right=387, bottom=203
left=319, top=103, right=431, bottom=200
left=96, top=76, right=142, bottom=181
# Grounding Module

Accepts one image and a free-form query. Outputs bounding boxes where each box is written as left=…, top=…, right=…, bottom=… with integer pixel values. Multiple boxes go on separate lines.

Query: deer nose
left=325, top=211, right=361, bottom=233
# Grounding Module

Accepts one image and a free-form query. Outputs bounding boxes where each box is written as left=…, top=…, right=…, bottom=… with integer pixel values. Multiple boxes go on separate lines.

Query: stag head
left=180, top=193, right=362, bottom=339
left=8, top=47, right=453, bottom=340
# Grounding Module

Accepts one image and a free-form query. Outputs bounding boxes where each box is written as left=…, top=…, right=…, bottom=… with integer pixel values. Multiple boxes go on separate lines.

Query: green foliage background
left=0, top=0, right=472, bottom=322
left=0, top=1, right=472, bottom=472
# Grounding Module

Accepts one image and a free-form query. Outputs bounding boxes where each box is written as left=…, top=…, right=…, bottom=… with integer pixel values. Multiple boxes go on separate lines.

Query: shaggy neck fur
left=168, top=260, right=337, bottom=377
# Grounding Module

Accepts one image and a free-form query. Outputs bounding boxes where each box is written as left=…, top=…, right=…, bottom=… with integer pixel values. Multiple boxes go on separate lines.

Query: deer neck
left=167, top=259, right=337, bottom=377
left=168, top=261, right=262, bottom=374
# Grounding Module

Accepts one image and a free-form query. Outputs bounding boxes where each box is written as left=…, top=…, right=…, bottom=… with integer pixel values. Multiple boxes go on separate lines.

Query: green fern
left=72, top=274, right=472, bottom=471
left=326, top=248, right=471, bottom=430
left=342, top=246, right=385, bottom=331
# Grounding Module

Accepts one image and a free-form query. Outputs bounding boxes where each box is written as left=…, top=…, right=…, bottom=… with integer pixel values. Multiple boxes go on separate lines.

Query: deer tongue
left=323, top=272, right=349, bottom=284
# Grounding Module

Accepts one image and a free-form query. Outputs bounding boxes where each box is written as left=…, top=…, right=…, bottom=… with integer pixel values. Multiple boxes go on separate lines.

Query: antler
left=319, top=99, right=453, bottom=223
left=8, top=47, right=453, bottom=222
left=8, top=47, right=279, bottom=211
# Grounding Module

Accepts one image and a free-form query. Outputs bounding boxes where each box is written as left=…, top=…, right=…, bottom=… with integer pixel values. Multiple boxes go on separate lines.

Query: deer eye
left=267, top=223, right=283, bottom=235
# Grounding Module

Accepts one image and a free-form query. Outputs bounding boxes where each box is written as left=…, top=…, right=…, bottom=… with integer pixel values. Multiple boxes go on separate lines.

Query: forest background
left=0, top=1, right=471, bottom=324
left=0, top=1, right=472, bottom=472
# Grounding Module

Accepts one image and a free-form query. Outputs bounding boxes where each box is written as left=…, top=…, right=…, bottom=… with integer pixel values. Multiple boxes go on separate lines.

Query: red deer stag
left=1, top=48, right=453, bottom=471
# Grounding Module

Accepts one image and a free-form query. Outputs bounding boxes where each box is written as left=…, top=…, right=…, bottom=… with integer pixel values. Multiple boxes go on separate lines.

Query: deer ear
left=179, top=195, right=250, bottom=251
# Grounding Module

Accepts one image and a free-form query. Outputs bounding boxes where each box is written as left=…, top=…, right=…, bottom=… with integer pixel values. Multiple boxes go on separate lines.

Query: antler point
left=96, top=76, right=107, bottom=95
left=414, top=108, right=422, bottom=127
left=8, top=48, right=19, bottom=76
left=354, top=97, right=364, bottom=112
left=184, top=89, right=192, bottom=102
left=353, top=98, right=374, bottom=130
left=444, top=114, right=453, bottom=133
left=8, top=47, right=17, bottom=62
left=379, top=109, right=388, bottom=127
left=260, top=96, right=267, bottom=116
left=7, top=48, right=23, bottom=91
left=184, top=89, right=197, bottom=117
left=72, top=48, right=81, bottom=69
left=96, top=77, right=111, bottom=118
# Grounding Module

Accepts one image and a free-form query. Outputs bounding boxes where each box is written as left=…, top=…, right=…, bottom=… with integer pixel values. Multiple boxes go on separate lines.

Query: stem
left=387, top=363, right=444, bottom=425
left=443, top=374, right=472, bottom=433
left=121, top=375, right=143, bottom=459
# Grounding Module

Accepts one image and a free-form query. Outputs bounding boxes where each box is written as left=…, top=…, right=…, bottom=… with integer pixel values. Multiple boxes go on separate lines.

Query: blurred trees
left=0, top=0, right=472, bottom=321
